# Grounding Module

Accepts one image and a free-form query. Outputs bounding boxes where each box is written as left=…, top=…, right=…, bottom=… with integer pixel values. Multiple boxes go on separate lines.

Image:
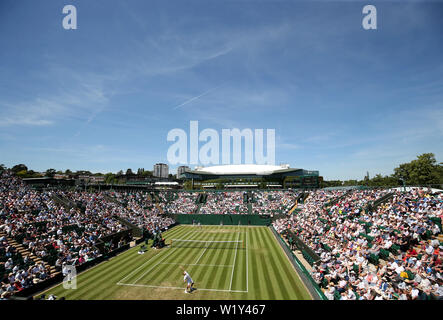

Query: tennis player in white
left=180, top=266, right=194, bottom=293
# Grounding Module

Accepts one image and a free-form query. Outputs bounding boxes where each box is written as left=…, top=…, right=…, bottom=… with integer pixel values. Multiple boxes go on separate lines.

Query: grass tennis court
left=39, top=225, right=312, bottom=300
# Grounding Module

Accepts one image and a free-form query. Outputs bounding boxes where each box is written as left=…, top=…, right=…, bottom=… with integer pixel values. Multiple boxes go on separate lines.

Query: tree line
left=1, top=153, right=441, bottom=188
left=0, top=165, right=160, bottom=185
left=320, top=153, right=443, bottom=188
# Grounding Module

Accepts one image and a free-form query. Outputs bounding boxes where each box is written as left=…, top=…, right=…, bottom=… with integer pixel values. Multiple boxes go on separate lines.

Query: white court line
left=246, top=229, right=249, bottom=292
left=159, top=262, right=233, bottom=268
left=117, top=250, right=164, bottom=285
left=118, top=225, right=250, bottom=293
left=194, top=238, right=213, bottom=264
left=116, top=227, right=194, bottom=285
left=131, top=227, right=204, bottom=285
left=116, top=282, right=247, bottom=293
left=131, top=246, right=178, bottom=284
left=229, top=228, right=241, bottom=291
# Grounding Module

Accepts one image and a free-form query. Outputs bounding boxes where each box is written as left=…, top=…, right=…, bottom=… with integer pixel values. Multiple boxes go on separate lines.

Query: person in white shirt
left=180, top=267, right=194, bottom=293
left=411, top=287, right=419, bottom=299
left=425, top=245, right=434, bottom=255
left=347, top=288, right=356, bottom=300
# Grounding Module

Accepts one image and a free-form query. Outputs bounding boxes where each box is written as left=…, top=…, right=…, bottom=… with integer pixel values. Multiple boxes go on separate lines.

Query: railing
left=112, top=215, right=143, bottom=238
left=283, top=229, right=321, bottom=265
left=270, top=226, right=327, bottom=300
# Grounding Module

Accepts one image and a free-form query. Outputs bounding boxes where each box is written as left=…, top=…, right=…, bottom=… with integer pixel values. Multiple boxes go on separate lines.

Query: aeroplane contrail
left=173, top=84, right=224, bottom=110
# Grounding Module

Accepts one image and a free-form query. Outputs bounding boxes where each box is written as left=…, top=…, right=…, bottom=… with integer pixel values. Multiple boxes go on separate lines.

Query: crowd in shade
left=2, top=168, right=442, bottom=300
left=251, top=190, right=299, bottom=215
left=0, top=172, right=175, bottom=297
left=104, top=191, right=175, bottom=234
left=161, top=190, right=299, bottom=215
left=273, top=188, right=443, bottom=300
left=164, top=192, right=198, bottom=214
left=200, top=191, right=249, bottom=215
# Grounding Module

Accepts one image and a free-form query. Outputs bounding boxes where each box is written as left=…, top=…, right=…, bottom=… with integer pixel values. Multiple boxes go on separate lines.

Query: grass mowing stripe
left=265, top=228, right=309, bottom=299
left=193, top=231, right=225, bottom=290
left=255, top=227, right=277, bottom=299
left=214, top=227, right=240, bottom=291
left=260, top=228, right=291, bottom=299
left=193, top=226, right=218, bottom=264
left=265, top=228, right=297, bottom=298
left=267, top=227, right=311, bottom=299
left=137, top=225, right=215, bottom=287
left=64, top=227, right=192, bottom=300
left=180, top=226, right=219, bottom=288
left=231, top=229, right=247, bottom=292
left=144, top=247, right=200, bottom=287
left=71, top=254, right=147, bottom=300
left=70, top=226, right=195, bottom=299
left=42, top=225, right=312, bottom=300
left=185, top=226, right=223, bottom=284
left=127, top=226, right=200, bottom=283
left=46, top=243, right=155, bottom=298
left=45, top=225, right=189, bottom=298
left=249, top=227, right=262, bottom=299
left=229, top=227, right=241, bottom=290
left=204, top=228, right=234, bottom=290
left=67, top=249, right=152, bottom=300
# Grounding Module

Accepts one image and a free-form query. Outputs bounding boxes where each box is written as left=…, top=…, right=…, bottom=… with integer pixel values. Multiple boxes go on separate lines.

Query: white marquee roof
left=193, top=164, right=291, bottom=175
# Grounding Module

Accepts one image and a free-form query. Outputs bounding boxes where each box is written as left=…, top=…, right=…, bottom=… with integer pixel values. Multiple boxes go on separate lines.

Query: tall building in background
left=177, top=166, right=190, bottom=179
left=153, top=163, right=169, bottom=178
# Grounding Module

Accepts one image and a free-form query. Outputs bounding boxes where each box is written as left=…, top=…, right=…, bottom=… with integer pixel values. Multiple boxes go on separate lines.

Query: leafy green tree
left=343, top=180, right=359, bottom=186
left=26, top=170, right=41, bottom=178
left=142, top=170, right=153, bottom=177
left=394, top=153, right=441, bottom=186
left=16, top=170, right=28, bottom=178
left=45, top=169, right=56, bottom=177
left=104, top=173, right=116, bottom=184
left=75, top=170, right=92, bottom=176
left=11, top=164, right=28, bottom=174
left=183, top=180, right=193, bottom=190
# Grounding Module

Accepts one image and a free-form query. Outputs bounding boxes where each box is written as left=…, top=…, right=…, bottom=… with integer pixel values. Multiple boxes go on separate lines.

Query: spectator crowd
left=2, top=168, right=441, bottom=300
left=0, top=172, right=174, bottom=297
left=273, top=188, right=443, bottom=300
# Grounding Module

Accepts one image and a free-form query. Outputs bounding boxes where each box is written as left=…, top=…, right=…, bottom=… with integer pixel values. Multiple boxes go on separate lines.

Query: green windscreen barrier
left=165, top=214, right=271, bottom=226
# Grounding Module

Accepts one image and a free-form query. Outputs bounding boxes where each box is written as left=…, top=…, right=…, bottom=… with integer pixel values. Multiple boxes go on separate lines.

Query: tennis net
left=170, top=239, right=243, bottom=249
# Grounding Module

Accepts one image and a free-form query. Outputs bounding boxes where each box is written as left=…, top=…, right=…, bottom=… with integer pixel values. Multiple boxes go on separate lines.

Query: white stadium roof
left=193, top=164, right=291, bottom=175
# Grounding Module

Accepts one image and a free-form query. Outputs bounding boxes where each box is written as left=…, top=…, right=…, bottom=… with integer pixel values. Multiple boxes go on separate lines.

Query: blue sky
left=0, top=0, right=442, bottom=179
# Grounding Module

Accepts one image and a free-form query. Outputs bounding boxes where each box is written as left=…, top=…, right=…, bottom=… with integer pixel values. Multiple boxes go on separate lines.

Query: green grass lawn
left=39, top=225, right=312, bottom=300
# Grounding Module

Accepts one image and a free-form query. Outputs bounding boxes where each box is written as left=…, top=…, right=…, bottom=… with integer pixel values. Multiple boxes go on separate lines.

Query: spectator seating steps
left=318, top=218, right=328, bottom=224
left=321, top=278, right=328, bottom=288
left=406, top=270, right=415, bottom=280
left=389, top=244, right=400, bottom=254
left=334, top=290, right=342, bottom=300
left=379, top=249, right=390, bottom=260
left=429, top=217, right=442, bottom=231
left=369, top=253, right=379, bottom=265
left=359, top=233, right=374, bottom=242
left=321, top=243, right=332, bottom=252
